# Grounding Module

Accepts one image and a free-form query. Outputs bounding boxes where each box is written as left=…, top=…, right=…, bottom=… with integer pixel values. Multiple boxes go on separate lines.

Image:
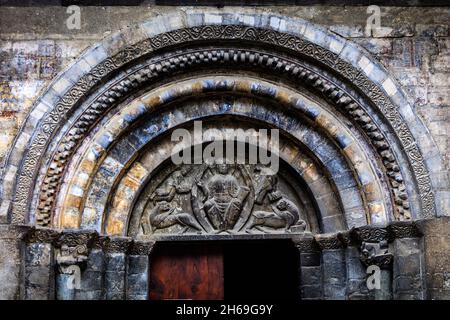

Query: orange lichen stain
left=61, top=211, right=80, bottom=229
left=316, top=114, right=338, bottom=136
left=128, top=163, right=148, bottom=182
left=106, top=217, right=124, bottom=236
left=368, top=202, right=385, bottom=215
left=235, top=80, right=251, bottom=93
left=343, top=144, right=363, bottom=166
left=142, top=95, right=161, bottom=109
left=79, top=159, right=96, bottom=173
left=276, top=90, right=290, bottom=105
left=302, top=164, right=320, bottom=183
left=64, top=195, right=82, bottom=209
left=191, top=81, right=203, bottom=93
left=123, top=176, right=140, bottom=190
left=364, top=182, right=383, bottom=202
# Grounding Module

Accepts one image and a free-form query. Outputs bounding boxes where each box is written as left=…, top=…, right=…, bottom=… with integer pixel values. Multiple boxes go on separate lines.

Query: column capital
left=26, top=227, right=60, bottom=244
left=291, top=232, right=318, bottom=252
left=387, top=221, right=422, bottom=240
left=129, top=240, right=155, bottom=256
left=351, top=226, right=388, bottom=243
left=315, top=232, right=349, bottom=250
left=55, top=230, right=97, bottom=266
left=360, top=240, right=393, bottom=269
left=103, top=236, right=133, bottom=254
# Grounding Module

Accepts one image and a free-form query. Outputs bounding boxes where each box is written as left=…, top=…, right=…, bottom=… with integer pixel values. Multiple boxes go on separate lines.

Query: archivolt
left=0, top=13, right=440, bottom=228
left=57, top=76, right=386, bottom=234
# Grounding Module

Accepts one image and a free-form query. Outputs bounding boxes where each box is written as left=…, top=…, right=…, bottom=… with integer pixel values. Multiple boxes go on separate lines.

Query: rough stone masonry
left=0, top=2, right=449, bottom=300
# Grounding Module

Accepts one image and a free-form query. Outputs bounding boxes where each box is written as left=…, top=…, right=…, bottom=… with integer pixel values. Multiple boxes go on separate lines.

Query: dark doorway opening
left=149, top=240, right=299, bottom=300
left=223, top=240, right=299, bottom=300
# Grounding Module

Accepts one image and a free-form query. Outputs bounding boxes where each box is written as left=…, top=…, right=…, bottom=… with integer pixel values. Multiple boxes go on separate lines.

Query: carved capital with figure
left=55, top=230, right=97, bottom=267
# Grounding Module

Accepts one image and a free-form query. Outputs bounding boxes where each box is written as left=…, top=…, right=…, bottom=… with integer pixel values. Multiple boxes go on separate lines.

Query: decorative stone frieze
left=387, top=221, right=422, bottom=240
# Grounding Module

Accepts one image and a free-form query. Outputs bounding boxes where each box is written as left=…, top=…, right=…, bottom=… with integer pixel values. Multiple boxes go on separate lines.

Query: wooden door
left=149, top=243, right=224, bottom=300
left=149, top=240, right=299, bottom=300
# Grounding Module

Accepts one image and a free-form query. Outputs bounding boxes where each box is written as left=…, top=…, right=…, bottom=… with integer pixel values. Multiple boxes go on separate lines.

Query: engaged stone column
left=316, top=233, right=347, bottom=300
left=127, top=240, right=155, bottom=300
left=55, top=230, right=96, bottom=300
left=24, top=227, right=59, bottom=300
left=0, top=225, right=28, bottom=299
left=292, top=234, right=322, bottom=300
left=103, top=236, right=132, bottom=300
left=75, top=236, right=107, bottom=300
left=355, top=226, right=393, bottom=300
left=345, top=245, right=370, bottom=300
left=388, top=222, right=425, bottom=300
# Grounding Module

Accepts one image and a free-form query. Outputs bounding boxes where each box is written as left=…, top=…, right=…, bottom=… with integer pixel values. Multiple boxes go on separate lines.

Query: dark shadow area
left=224, top=240, right=299, bottom=300
left=149, top=239, right=300, bottom=300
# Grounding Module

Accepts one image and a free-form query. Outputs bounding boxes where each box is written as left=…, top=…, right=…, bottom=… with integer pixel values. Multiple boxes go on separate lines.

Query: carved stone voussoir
left=129, top=240, right=156, bottom=255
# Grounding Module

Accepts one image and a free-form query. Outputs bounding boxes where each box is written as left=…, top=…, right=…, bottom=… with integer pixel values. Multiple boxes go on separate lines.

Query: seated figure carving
left=197, top=164, right=250, bottom=231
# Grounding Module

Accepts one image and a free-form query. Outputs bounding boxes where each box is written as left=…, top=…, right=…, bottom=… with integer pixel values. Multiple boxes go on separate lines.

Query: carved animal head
left=276, top=199, right=288, bottom=210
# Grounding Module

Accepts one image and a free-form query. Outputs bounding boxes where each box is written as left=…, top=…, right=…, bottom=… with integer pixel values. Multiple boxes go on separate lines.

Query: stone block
left=300, top=266, right=321, bottom=286
left=301, top=285, right=322, bottom=299
left=300, top=252, right=321, bottom=267
left=322, top=250, right=347, bottom=289
left=106, top=253, right=126, bottom=272
left=127, top=255, right=148, bottom=275
left=127, top=273, right=148, bottom=295
left=80, top=271, right=103, bottom=291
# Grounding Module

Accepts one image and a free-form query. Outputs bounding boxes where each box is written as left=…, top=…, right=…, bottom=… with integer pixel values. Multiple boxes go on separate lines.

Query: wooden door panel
left=149, top=243, right=224, bottom=300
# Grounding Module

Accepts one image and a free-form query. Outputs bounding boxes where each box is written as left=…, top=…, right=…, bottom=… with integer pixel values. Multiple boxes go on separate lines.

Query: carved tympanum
left=139, top=163, right=307, bottom=236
